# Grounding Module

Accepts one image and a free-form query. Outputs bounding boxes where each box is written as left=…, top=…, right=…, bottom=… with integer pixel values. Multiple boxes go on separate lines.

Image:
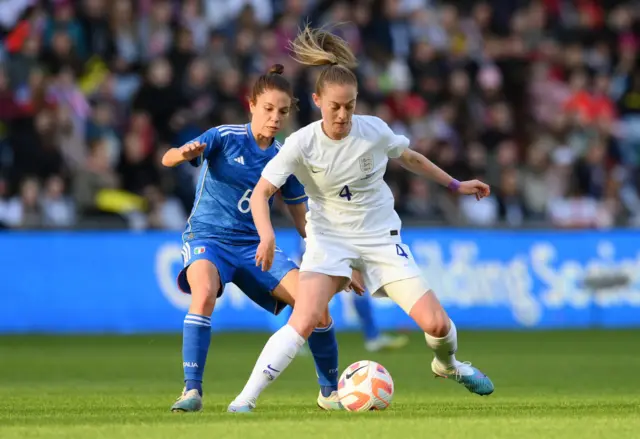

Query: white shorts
left=300, top=232, right=428, bottom=306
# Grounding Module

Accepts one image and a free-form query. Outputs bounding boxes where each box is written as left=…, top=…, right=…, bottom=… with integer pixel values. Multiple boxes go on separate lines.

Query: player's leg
left=271, top=270, right=341, bottom=410
left=227, top=242, right=343, bottom=411
left=363, top=241, right=493, bottom=396
left=230, top=266, right=342, bottom=409
left=228, top=235, right=356, bottom=412
left=353, top=293, right=409, bottom=352
left=229, top=272, right=346, bottom=412
left=172, top=241, right=235, bottom=412
left=382, top=279, right=493, bottom=395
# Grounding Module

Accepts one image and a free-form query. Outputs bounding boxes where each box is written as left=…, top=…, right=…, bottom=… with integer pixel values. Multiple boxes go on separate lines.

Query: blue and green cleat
left=431, top=359, right=494, bottom=396
left=171, top=388, right=203, bottom=412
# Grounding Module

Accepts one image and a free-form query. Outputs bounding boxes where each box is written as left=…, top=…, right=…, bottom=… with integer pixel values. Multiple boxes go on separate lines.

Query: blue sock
left=308, top=320, right=339, bottom=397
left=182, top=313, right=211, bottom=396
left=353, top=293, right=380, bottom=342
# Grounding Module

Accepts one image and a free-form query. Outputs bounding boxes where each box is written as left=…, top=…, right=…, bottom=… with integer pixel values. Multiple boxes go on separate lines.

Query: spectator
left=42, top=174, right=76, bottom=228
left=4, top=176, right=42, bottom=229
left=0, top=0, right=637, bottom=230
left=73, top=138, right=119, bottom=216
left=0, top=176, right=8, bottom=228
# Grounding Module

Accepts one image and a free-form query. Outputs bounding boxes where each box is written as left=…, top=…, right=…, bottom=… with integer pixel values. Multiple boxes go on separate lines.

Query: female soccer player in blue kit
left=161, top=64, right=361, bottom=412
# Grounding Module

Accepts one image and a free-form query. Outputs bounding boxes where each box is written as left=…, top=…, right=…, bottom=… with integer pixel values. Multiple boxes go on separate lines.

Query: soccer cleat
left=171, top=388, right=203, bottom=412
left=227, top=399, right=256, bottom=413
left=365, top=333, right=409, bottom=352
left=317, top=390, right=343, bottom=410
left=431, top=359, right=494, bottom=396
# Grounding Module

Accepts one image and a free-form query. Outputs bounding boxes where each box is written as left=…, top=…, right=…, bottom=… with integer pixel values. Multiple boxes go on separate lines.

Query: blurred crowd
left=0, top=0, right=639, bottom=230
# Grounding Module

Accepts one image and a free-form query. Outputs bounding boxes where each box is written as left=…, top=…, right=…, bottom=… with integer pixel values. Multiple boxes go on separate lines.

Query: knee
left=186, top=261, right=221, bottom=314
left=423, top=311, right=450, bottom=338
left=315, top=309, right=331, bottom=329
left=191, top=286, right=217, bottom=305
left=289, top=308, right=325, bottom=339
left=407, top=290, right=451, bottom=337
left=190, top=283, right=219, bottom=314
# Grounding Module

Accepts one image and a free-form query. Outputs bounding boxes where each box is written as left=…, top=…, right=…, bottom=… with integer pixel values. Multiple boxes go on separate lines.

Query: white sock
left=233, top=324, right=305, bottom=405
left=424, top=319, right=459, bottom=368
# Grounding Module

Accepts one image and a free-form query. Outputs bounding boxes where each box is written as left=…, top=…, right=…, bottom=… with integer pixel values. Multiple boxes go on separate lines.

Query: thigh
left=377, top=276, right=430, bottom=314
left=380, top=281, right=450, bottom=336
left=272, top=269, right=332, bottom=328
left=289, top=271, right=343, bottom=338
left=359, top=239, right=423, bottom=297
left=300, top=234, right=357, bottom=289
left=233, top=243, right=298, bottom=315
left=177, top=240, right=236, bottom=296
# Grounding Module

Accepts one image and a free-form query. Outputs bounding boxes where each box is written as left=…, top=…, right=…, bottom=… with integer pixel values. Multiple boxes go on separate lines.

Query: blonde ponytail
left=289, top=24, right=358, bottom=69
left=289, top=24, right=359, bottom=94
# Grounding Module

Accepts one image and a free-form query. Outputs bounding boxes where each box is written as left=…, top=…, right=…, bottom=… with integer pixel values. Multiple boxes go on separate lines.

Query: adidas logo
left=234, top=156, right=245, bottom=165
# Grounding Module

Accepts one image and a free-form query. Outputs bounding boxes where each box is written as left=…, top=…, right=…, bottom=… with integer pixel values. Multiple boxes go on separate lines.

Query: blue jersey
left=183, top=124, right=307, bottom=244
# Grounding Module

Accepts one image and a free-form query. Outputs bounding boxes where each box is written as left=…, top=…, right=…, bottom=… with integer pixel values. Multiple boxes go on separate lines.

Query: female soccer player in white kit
left=228, top=26, right=494, bottom=412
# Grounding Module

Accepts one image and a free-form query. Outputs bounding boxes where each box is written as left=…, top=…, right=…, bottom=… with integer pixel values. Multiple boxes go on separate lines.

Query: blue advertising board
left=1, top=229, right=639, bottom=333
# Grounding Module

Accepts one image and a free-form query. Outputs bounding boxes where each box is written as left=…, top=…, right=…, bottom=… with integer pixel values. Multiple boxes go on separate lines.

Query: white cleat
left=227, top=398, right=256, bottom=413
left=317, top=390, right=343, bottom=410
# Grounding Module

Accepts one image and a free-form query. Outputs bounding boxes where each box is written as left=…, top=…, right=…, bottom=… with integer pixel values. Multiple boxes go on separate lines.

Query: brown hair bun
left=268, top=64, right=285, bottom=75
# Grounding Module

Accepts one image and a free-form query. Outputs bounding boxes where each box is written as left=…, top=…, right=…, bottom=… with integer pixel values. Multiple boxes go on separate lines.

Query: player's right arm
left=251, top=135, right=303, bottom=272
left=161, top=128, right=222, bottom=167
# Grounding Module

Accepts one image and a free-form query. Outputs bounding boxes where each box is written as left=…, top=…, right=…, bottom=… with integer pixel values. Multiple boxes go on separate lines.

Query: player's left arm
left=376, top=117, right=489, bottom=199
left=395, top=149, right=490, bottom=200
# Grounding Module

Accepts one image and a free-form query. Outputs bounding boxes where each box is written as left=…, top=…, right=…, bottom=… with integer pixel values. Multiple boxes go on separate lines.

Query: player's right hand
left=179, top=141, right=206, bottom=161
left=255, top=235, right=275, bottom=272
left=346, top=269, right=366, bottom=295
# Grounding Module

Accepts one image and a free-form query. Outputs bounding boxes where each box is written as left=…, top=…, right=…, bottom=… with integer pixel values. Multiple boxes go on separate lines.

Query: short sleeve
left=376, top=118, right=410, bottom=158
left=262, top=134, right=303, bottom=189
left=280, top=175, right=308, bottom=205
left=188, top=128, right=222, bottom=167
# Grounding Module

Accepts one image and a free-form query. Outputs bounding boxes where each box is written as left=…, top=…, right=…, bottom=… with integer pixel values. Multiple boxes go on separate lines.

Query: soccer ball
left=337, top=360, right=394, bottom=411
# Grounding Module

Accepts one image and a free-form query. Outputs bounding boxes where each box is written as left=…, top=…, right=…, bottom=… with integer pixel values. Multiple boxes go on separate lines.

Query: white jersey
left=262, top=115, right=410, bottom=241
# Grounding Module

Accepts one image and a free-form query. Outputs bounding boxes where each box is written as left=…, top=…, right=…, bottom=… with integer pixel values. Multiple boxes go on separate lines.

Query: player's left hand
left=346, top=270, right=366, bottom=296
left=459, top=180, right=491, bottom=201
left=255, top=235, right=275, bottom=272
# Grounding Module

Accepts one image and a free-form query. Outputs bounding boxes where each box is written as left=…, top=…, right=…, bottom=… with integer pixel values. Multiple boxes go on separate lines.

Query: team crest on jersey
left=194, top=247, right=205, bottom=255
left=359, top=154, right=374, bottom=173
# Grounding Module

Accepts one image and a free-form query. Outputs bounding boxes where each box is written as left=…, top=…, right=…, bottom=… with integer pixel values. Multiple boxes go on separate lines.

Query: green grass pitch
left=1, top=330, right=638, bottom=439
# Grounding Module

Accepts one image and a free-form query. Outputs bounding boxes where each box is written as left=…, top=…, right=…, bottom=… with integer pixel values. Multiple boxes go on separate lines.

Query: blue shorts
left=177, top=239, right=297, bottom=315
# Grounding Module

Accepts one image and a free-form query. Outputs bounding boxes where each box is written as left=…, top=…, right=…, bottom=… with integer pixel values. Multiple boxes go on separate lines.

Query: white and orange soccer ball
left=337, top=360, right=394, bottom=411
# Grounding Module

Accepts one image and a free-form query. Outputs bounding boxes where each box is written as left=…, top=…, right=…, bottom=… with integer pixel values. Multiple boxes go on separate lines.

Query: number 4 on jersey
left=396, top=244, right=408, bottom=259
left=339, top=185, right=353, bottom=201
